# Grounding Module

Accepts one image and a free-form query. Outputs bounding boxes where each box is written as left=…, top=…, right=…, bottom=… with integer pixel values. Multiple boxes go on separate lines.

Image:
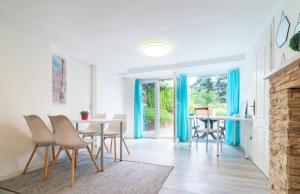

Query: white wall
left=240, top=0, right=300, bottom=173
left=96, top=64, right=125, bottom=119
left=242, top=0, right=300, bottom=98
left=123, top=78, right=135, bottom=138
left=0, top=18, right=92, bottom=180
left=273, top=0, right=300, bottom=68
left=241, top=0, right=300, bottom=123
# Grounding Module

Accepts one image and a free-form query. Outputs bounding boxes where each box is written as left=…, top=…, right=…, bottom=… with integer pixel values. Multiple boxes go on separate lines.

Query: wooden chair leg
left=86, top=146, right=100, bottom=172
left=110, top=138, right=113, bottom=153
left=122, top=138, right=130, bottom=155
left=114, top=137, right=117, bottom=161
left=70, top=149, right=76, bottom=187
left=51, top=146, right=55, bottom=160
left=43, top=146, right=49, bottom=181
left=23, top=145, right=38, bottom=175
left=65, top=150, right=72, bottom=161
left=46, top=147, right=62, bottom=180
left=104, top=141, right=109, bottom=152
left=74, top=150, right=77, bottom=168
left=95, top=146, right=101, bottom=159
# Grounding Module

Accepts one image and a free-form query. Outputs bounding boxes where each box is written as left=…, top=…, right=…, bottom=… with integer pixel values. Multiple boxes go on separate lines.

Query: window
left=188, top=74, right=227, bottom=116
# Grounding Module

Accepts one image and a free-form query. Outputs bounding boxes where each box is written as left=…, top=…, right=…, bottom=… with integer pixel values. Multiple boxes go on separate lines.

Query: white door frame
left=141, top=79, right=160, bottom=138
left=141, top=78, right=175, bottom=138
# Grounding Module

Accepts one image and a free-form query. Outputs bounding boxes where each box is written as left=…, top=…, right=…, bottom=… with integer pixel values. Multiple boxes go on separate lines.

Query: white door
left=141, top=80, right=160, bottom=138
left=252, top=23, right=273, bottom=176
left=141, top=79, right=175, bottom=138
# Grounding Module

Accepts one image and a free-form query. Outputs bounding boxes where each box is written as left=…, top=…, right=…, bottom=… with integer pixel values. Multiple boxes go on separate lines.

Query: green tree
left=189, top=74, right=227, bottom=115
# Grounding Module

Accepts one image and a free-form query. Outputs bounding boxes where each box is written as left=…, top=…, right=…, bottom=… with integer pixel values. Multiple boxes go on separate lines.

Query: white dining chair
left=95, top=114, right=130, bottom=161
left=194, top=108, right=221, bottom=152
left=23, top=115, right=55, bottom=180
left=78, top=113, right=107, bottom=153
left=47, top=115, right=100, bottom=187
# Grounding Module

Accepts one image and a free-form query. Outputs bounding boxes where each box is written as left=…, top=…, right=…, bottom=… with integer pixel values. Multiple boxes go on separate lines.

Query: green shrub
left=144, top=107, right=155, bottom=126
left=290, top=32, right=300, bottom=52
left=160, top=109, right=173, bottom=124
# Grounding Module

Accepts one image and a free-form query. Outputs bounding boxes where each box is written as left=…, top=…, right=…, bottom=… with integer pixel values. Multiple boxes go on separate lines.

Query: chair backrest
left=24, top=115, right=54, bottom=145
left=113, top=114, right=126, bottom=120
left=48, top=115, right=84, bottom=147
left=93, top=113, right=106, bottom=119
left=195, top=107, right=210, bottom=128
left=106, top=114, right=127, bottom=133
left=195, top=107, right=210, bottom=118
left=84, top=113, right=107, bottom=132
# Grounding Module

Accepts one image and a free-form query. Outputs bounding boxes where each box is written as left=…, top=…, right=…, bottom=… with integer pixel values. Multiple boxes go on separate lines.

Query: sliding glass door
left=142, top=79, right=174, bottom=138
left=159, top=79, right=174, bottom=138
left=142, top=80, right=159, bottom=137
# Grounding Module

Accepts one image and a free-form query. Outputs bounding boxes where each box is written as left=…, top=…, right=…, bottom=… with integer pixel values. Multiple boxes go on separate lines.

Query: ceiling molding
left=120, top=54, right=245, bottom=76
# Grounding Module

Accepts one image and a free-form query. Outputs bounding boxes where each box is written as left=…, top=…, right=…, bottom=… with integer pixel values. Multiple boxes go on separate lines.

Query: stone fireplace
left=266, top=55, right=300, bottom=194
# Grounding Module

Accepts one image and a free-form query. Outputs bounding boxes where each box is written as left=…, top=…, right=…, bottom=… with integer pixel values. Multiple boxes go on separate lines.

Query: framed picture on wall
left=52, top=55, right=67, bottom=104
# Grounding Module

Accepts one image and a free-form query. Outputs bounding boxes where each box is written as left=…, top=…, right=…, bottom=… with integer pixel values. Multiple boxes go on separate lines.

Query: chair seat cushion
left=56, top=138, right=95, bottom=149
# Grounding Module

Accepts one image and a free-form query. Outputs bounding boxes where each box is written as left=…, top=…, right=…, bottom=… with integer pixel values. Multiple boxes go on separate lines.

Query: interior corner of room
left=1, top=0, right=300, bottom=193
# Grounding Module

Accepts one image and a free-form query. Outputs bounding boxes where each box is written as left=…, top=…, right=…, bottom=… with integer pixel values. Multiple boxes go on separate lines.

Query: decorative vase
left=81, top=114, right=88, bottom=120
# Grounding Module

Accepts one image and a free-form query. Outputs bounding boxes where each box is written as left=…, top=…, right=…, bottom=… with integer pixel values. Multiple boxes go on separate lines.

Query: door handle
left=250, top=101, right=255, bottom=116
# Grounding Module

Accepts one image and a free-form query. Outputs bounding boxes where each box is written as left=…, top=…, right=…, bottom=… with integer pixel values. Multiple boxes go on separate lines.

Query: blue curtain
left=225, top=69, right=240, bottom=145
left=134, top=79, right=143, bottom=139
left=176, top=75, right=189, bottom=142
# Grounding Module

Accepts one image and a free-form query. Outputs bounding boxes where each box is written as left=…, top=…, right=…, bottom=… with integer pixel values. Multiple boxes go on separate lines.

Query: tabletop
left=72, top=118, right=125, bottom=124
left=189, top=115, right=252, bottom=121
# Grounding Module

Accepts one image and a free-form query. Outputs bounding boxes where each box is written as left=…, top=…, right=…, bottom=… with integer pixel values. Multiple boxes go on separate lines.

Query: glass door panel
left=142, top=82, right=157, bottom=137
left=159, top=79, right=174, bottom=138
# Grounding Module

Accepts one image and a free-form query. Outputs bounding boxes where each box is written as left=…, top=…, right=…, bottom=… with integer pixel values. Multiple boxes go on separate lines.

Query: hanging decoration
left=280, top=53, right=286, bottom=65
left=276, top=11, right=290, bottom=48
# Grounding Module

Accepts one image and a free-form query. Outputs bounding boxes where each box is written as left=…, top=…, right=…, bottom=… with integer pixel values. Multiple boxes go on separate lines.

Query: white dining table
left=189, top=116, right=252, bottom=158
left=72, top=119, right=125, bottom=171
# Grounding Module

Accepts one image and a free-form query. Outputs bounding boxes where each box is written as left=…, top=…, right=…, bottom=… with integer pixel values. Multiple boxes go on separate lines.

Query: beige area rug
left=0, top=155, right=173, bottom=194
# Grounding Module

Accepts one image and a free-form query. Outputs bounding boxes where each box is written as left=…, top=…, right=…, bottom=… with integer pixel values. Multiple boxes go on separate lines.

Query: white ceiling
left=1, top=0, right=277, bottom=71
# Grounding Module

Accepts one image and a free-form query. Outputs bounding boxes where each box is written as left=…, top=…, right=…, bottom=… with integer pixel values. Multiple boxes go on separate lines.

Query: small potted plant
left=80, top=111, right=89, bottom=120
left=289, top=32, right=300, bottom=52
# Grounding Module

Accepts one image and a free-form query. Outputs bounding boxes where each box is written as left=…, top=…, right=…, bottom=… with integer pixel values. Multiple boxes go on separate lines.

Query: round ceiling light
left=141, top=42, right=171, bottom=57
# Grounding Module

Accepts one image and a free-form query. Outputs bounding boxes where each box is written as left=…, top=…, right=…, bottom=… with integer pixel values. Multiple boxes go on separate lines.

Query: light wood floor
left=113, top=138, right=269, bottom=194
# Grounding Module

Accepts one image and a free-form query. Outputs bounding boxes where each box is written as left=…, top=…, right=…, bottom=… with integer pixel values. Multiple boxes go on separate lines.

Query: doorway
left=142, top=79, right=174, bottom=138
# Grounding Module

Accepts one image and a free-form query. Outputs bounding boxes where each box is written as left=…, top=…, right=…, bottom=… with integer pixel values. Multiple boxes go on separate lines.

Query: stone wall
left=269, top=62, right=300, bottom=194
